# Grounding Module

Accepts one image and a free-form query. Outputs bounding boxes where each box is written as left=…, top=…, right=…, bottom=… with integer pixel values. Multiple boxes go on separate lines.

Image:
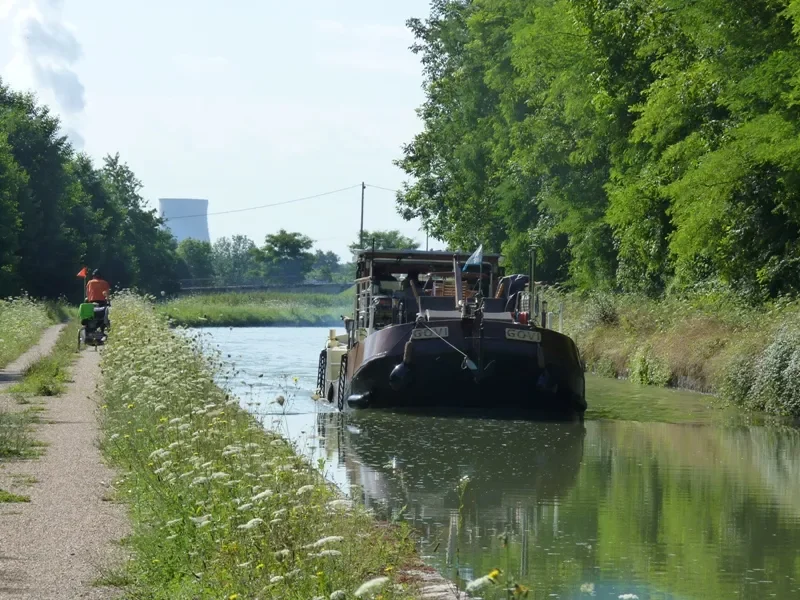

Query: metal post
left=559, top=302, right=564, bottom=333
left=359, top=182, right=366, bottom=249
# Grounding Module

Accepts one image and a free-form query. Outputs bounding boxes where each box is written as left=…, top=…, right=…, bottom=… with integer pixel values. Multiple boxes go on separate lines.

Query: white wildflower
left=269, top=575, right=284, bottom=584
left=354, top=577, right=390, bottom=597
left=327, top=499, right=353, bottom=511
left=210, top=472, right=229, bottom=480
left=269, top=518, right=282, bottom=525
left=237, top=561, right=252, bottom=568
left=166, top=518, right=181, bottom=527
left=109, top=433, right=120, bottom=441
left=166, top=534, right=178, bottom=540
left=318, top=550, right=342, bottom=558
left=178, top=423, right=190, bottom=431
left=618, top=596, right=639, bottom=600
left=273, top=508, right=287, bottom=518
left=201, top=461, right=213, bottom=469
left=168, top=441, right=181, bottom=449
left=191, top=476, right=209, bottom=486
left=466, top=575, right=495, bottom=593
left=153, top=467, right=166, bottom=475
left=270, top=439, right=283, bottom=447
left=237, top=503, right=253, bottom=512
left=275, top=549, right=291, bottom=560
left=304, top=535, right=344, bottom=549
left=296, top=485, right=315, bottom=495
left=330, top=591, right=346, bottom=600
left=252, top=489, right=273, bottom=502
left=238, top=518, right=264, bottom=530
left=189, top=515, right=211, bottom=527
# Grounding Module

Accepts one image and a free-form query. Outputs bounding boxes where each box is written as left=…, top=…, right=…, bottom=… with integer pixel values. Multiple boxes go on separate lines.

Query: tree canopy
left=397, top=0, right=800, bottom=299
left=0, top=79, right=180, bottom=299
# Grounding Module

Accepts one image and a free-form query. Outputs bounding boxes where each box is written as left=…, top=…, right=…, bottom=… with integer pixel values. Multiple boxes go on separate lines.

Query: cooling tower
left=159, top=198, right=210, bottom=243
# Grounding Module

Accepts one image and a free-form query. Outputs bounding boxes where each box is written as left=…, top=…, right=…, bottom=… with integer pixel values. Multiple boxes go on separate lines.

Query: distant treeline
left=178, top=229, right=420, bottom=288
left=398, top=0, right=800, bottom=300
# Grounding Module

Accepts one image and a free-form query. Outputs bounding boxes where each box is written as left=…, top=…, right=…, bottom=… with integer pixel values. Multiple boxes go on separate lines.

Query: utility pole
left=359, top=182, right=366, bottom=249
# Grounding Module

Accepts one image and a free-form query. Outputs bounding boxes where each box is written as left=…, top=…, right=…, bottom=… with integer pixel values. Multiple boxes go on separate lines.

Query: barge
left=315, top=249, right=586, bottom=417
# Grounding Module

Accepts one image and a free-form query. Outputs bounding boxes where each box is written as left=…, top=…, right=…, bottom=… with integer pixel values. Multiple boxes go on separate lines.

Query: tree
left=211, top=235, right=257, bottom=286
left=177, top=239, right=214, bottom=281
left=349, top=230, right=420, bottom=253
left=308, top=250, right=341, bottom=283
left=252, top=230, right=315, bottom=284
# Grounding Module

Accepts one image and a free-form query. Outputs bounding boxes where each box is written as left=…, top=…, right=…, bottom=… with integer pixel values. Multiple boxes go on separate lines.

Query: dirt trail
left=0, top=348, right=128, bottom=599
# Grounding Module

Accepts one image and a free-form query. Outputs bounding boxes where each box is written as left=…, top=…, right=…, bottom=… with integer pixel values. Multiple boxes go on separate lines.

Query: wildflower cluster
left=0, top=296, right=52, bottom=367
left=100, top=294, right=417, bottom=599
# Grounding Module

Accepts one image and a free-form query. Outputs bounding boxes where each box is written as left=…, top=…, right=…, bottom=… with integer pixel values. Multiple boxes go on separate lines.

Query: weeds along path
left=0, top=324, right=65, bottom=402
left=0, top=349, right=129, bottom=600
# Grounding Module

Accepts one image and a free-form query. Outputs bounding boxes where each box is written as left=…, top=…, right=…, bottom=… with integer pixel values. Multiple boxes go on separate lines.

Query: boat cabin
left=350, top=249, right=519, bottom=335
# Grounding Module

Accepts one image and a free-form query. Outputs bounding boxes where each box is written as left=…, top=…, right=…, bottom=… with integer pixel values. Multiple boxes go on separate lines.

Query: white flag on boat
left=462, top=244, right=483, bottom=271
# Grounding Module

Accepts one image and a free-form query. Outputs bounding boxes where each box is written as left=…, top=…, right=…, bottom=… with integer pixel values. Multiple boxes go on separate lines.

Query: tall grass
left=544, top=287, right=800, bottom=417
left=158, top=290, right=353, bottom=327
left=100, top=294, right=418, bottom=599
left=0, top=297, right=53, bottom=368
left=11, top=320, right=80, bottom=397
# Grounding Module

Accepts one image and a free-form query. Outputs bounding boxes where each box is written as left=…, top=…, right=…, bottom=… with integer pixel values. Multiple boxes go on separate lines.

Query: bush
left=628, top=345, right=671, bottom=387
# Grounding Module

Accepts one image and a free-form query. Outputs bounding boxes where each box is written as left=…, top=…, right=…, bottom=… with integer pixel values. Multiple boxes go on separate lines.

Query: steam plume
left=4, top=0, right=86, bottom=147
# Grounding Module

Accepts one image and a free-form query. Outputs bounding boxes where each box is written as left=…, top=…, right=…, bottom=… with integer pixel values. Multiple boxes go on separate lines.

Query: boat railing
left=517, top=288, right=565, bottom=332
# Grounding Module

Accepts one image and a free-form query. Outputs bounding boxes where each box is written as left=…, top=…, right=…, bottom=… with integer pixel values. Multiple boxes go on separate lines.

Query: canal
left=199, top=326, right=800, bottom=600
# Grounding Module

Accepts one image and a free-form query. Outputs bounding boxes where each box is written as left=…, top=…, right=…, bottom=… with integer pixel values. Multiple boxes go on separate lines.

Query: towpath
left=0, top=332, right=128, bottom=599
left=0, top=325, right=65, bottom=402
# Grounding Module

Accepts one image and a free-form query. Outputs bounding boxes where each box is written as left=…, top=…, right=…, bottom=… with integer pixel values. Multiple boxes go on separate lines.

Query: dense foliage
left=0, top=79, right=181, bottom=299
left=398, top=0, right=800, bottom=298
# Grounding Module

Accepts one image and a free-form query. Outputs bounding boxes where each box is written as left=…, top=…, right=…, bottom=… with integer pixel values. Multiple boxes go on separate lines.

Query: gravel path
left=0, top=349, right=129, bottom=599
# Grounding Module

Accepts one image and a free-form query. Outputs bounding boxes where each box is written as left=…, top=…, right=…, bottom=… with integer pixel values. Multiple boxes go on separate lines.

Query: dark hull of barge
left=341, top=320, right=586, bottom=418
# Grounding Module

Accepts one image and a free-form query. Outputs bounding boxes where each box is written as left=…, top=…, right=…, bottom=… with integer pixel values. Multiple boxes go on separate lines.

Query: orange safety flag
left=77, top=267, right=88, bottom=278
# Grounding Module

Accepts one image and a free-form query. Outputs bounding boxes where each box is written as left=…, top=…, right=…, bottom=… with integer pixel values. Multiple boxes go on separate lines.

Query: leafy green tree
left=177, top=239, right=214, bottom=281
left=308, top=250, right=341, bottom=283
left=349, top=230, right=420, bottom=252
left=211, top=235, right=258, bottom=286
left=251, top=230, right=315, bottom=284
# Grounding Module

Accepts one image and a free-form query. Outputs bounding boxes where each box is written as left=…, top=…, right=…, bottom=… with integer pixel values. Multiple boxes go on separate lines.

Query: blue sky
left=0, top=0, right=432, bottom=259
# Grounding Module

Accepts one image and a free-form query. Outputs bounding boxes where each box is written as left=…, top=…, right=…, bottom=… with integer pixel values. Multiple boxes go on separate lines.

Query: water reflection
left=202, top=327, right=800, bottom=600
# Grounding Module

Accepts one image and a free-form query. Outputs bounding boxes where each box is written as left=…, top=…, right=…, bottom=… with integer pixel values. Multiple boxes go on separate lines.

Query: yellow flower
left=256, top=563, right=265, bottom=570
left=136, top=428, right=143, bottom=433
left=384, top=566, right=394, bottom=573
left=127, top=403, right=135, bottom=409
left=488, top=568, right=502, bottom=581
left=229, top=595, right=239, bottom=600
left=512, top=583, right=530, bottom=598
left=159, top=417, right=168, bottom=423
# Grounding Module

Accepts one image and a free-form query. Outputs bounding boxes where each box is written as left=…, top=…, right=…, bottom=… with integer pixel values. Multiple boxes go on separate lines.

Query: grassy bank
left=10, top=320, right=80, bottom=397
left=547, top=288, right=800, bottom=418
left=100, top=295, right=419, bottom=599
left=158, top=291, right=353, bottom=327
left=0, top=297, right=54, bottom=368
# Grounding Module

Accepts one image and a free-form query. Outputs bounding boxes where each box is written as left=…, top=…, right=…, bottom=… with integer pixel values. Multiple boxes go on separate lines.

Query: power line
left=365, top=183, right=399, bottom=194
left=163, top=184, right=362, bottom=221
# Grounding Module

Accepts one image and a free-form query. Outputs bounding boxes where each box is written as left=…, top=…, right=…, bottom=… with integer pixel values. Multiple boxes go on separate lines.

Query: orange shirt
left=86, top=279, right=110, bottom=302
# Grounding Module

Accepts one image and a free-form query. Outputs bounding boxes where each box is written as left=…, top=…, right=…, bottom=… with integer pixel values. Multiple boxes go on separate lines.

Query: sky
left=0, top=0, right=433, bottom=260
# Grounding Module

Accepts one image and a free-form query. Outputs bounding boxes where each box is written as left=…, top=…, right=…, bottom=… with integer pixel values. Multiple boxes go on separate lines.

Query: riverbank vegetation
left=546, top=288, right=800, bottom=417
left=100, top=295, right=418, bottom=598
left=158, top=290, right=353, bottom=327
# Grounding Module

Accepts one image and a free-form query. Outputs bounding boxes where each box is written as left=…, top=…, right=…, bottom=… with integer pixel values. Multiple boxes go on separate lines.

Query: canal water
left=200, top=326, right=800, bottom=600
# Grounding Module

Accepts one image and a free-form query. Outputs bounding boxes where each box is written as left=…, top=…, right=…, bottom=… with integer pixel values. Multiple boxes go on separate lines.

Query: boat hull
left=342, top=320, right=586, bottom=417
